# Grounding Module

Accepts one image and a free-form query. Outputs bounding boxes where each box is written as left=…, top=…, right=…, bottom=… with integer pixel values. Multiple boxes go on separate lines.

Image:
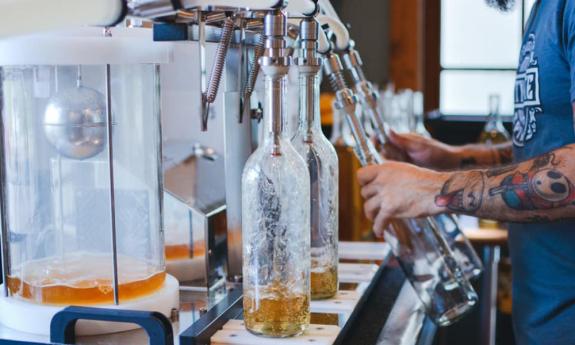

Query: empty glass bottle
left=408, top=93, right=483, bottom=281
left=324, top=50, right=478, bottom=324
left=242, top=11, right=310, bottom=338
left=292, top=19, right=339, bottom=300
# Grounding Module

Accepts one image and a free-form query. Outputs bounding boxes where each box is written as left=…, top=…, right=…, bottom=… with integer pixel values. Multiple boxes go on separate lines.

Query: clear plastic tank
left=2, top=63, right=164, bottom=306
left=0, top=29, right=170, bottom=310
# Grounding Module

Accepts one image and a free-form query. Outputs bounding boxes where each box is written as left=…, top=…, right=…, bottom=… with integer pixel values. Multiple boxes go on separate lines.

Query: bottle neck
left=297, top=71, right=321, bottom=141
left=262, top=73, right=287, bottom=155
left=487, top=94, right=502, bottom=127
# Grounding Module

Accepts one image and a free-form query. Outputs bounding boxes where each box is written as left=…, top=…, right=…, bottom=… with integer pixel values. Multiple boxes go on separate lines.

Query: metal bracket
left=50, top=306, right=174, bottom=345
left=179, top=287, right=243, bottom=345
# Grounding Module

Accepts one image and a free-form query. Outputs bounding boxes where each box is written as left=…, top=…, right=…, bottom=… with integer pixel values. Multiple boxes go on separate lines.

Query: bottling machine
left=0, top=1, right=482, bottom=344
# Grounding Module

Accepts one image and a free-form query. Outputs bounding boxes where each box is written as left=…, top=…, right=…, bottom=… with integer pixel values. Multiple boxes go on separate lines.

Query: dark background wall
left=332, top=0, right=391, bottom=87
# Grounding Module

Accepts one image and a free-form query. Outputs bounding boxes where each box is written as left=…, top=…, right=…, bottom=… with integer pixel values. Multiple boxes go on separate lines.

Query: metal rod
left=0, top=67, right=10, bottom=296
left=198, top=11, right=208, bottom=130
left=480, top=245, right=501, bottom=345
left=105, top=64, right=120, bottom=305
left=154, top=64, right=167, bottom=268
left=238, top=15, right=247, bottom=122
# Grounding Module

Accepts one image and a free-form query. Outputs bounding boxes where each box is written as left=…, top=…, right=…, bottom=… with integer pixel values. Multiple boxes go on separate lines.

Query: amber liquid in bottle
left=7, top=254, right=165, bottom=305
left=243, top=284, right=310, bottom=338
left=311, top=263, right=338, bottom=300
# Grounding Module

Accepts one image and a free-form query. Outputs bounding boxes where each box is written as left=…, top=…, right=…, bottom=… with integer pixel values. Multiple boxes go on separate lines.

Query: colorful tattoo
left=486, top=165, right=516, bottom=178
left=488, top=152, right=575, bottom=210
left=435, top=171, right=485, bottom=212
left=489, top=169, right=575, bottom=210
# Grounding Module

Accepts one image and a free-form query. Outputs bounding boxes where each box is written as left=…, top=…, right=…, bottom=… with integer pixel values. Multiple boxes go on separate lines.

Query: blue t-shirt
left=511, top=0, right=575, bottom=343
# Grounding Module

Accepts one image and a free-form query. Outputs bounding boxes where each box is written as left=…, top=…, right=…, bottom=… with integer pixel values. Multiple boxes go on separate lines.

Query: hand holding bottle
left=383, top=130, right=462, bottom=170
left=357, top=161, right=447, bottom=236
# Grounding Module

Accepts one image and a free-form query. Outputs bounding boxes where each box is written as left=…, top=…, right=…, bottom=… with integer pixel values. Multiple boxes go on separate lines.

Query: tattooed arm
left=358, top=145, right=575, bottom=232
left=456, top=142, right=513, bottom=168
left=385, top=130, right=512, bottom=170
left=434, top=146, right=575, bottom=222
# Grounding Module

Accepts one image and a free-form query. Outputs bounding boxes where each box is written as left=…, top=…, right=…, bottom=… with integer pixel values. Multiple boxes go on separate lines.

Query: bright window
left=440, top=0, right=536, bottom=116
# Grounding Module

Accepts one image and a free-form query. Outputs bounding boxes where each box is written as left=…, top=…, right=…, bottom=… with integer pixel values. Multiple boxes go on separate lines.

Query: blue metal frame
left=179, top=287, right=243, bottom=345
left=50, top=306, right=174, bottom=345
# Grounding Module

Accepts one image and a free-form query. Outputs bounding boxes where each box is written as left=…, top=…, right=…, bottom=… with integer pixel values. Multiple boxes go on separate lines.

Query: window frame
left=428, top=0, right=532, bottom=118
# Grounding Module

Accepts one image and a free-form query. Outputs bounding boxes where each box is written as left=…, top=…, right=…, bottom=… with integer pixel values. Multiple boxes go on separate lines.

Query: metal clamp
left=240, top=33, right=265, bottom=123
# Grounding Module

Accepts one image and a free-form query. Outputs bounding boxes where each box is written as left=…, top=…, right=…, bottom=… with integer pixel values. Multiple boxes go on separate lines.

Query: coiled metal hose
left=202, top=16, right=235, bottom=131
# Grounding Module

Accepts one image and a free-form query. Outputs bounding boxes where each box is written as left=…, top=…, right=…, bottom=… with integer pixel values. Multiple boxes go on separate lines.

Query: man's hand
left=357, top=161, right=446, bottom=236
left=384, top=130, right=513, bottom=169
left=383, top=130, right=461, bottom=169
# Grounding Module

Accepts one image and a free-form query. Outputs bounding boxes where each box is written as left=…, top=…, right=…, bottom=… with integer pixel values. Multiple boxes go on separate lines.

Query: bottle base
left=433, top=300, right=477, bottom=327
left=311, top=291, right=338, bottom=300
left=245, top=323, right=308, bottom=338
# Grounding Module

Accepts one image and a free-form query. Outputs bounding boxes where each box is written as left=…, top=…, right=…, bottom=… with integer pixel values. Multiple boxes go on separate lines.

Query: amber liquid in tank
left=164, top=241, right=206, bottom=261
left=7, top=254, right=165, bottom=305
left=244, top=285, right=310, bottom=338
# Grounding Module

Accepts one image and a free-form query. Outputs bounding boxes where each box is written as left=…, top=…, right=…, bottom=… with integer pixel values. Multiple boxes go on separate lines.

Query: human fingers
left=357, top=165, right=380, bottom=186
left=364, top=195, right=382, bottom=221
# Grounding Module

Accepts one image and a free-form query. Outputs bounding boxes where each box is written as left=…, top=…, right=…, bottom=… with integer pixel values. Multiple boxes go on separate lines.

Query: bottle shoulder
left=291, top=132, right=339, bottom=163
left=243, top=139, right=311, bottom=176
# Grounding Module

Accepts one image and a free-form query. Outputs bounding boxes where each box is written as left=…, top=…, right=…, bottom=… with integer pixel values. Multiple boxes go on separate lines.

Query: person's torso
left=510, top=1, right=575, bottom=344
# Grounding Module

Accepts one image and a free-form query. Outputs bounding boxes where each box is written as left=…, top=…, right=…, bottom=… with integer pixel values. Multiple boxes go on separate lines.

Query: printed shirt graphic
left=513, top=34, right=542, bottom=147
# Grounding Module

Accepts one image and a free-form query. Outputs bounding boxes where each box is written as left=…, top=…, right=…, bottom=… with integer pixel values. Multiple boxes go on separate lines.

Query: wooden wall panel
left=389, top=0, right=424, bottom=91
left=390, top=0, right=441, bottom=112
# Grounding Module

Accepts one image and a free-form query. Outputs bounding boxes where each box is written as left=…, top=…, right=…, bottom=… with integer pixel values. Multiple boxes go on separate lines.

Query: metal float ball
left=43, top=86, right=107, bottom=160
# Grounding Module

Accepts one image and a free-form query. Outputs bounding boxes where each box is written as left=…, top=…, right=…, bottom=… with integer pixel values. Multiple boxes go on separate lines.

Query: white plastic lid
left=0, top=27, right=173, bottom=65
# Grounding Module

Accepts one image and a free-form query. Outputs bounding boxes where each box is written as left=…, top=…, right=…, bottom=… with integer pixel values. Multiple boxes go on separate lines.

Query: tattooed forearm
left=435, top=171, right=485, bottom=212
left=486, top=164, right=516, bottom=177
left=495, top=145, right=513, bottom=164
left=433, top=145, right=575, bottom=222
left=460, top=157, right=478, bottom=168
left=522, top=215, right=552, bottom=223
left=488, top=152, right=575, bottom=210
left=456, top=142, right=513, bottom=168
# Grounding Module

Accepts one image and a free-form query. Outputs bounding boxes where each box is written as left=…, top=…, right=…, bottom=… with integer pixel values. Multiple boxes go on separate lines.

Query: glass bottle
left=342, top=93, right=478, bottom=326
left=342, top=49, right=482, bottom=280
left=242, top=11, right=310, bottom=338
left=479, top=94, right=511, bottom=145
left=292, top=18, right=339, bottom=300
left=326, top=51, right=477, bottom=325
left=479, top=94, right=510, bottom=229
left=412, top=91, right=429, bottom=136
left=409, top=92, right=483, bottom=280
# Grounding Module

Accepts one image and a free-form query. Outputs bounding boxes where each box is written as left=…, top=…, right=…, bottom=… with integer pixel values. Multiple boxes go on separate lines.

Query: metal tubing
left=0, top=68, right=10, bottom=296
left=480, top=245, right=501, bottom=345
left=105, top=64, right=120, bottom=305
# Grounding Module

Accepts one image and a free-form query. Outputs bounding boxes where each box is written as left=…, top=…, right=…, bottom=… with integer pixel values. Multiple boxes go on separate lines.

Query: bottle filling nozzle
left=295, top=18, right=322, bottom=141
left=323, top=51, right=378, bottom=167
left=343, top=47, right=391, bottom=147
left=260, top=10, right=291, bottom=156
